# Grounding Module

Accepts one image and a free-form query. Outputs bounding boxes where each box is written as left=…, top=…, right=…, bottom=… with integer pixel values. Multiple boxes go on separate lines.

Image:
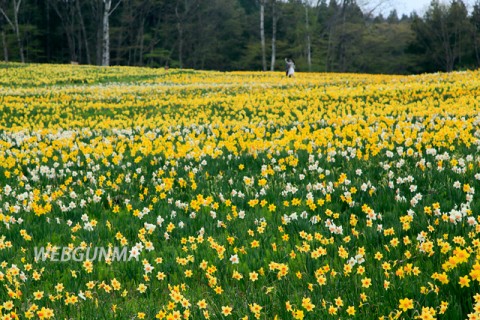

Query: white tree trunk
left=270, top=0, right=277, bottom=71
left=305, top=3, right=311, bottom=71
left=13, top=0, right=24, bottom=62
left=100, top=0, right=122, bottom=66
left=260, top=0, right=266, bottom=71
left=102, top=0, right=111, bottom=66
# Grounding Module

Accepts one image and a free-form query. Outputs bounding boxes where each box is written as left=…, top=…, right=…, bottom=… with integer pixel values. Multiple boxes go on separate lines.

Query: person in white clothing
left=285, top=58, right=295, bottom=77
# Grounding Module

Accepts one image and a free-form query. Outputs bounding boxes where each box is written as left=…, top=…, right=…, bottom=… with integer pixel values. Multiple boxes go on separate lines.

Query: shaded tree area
left=1, top=0, right=480, bottom=74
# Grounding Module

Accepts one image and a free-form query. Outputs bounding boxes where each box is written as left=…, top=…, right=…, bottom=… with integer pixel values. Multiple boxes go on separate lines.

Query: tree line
left=1, top=0, right=479, bottom=74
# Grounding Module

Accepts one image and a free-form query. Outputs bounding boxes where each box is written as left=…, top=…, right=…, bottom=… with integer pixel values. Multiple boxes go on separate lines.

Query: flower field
left=1, top=62, right=480, bottom=319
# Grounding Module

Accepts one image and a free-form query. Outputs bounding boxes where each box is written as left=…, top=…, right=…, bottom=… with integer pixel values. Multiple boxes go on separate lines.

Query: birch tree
left=259, top=0, right=266, bottom=71
left=270, top=0, right=278, bottom=71
left=0, top=0, right=24, bottom=62
left=102, top=0, right=122, bottom=66
left=305, top=0, right=311, bottom=71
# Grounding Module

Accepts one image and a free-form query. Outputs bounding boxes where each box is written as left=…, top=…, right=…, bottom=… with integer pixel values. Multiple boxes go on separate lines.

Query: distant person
left=285, top=58, right=295, bottom=77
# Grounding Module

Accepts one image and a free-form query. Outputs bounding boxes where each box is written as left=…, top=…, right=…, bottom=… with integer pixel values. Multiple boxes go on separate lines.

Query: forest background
left=1, top=0, right=479, bottom=74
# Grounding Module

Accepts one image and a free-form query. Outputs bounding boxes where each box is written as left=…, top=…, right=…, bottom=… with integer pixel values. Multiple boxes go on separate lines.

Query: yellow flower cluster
left=0, top=64, right=479, bottom=319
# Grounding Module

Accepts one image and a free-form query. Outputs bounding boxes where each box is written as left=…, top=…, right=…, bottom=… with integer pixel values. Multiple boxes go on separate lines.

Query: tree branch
left=0, top=6, right=15, bottom=31
left=108, top=0, right=122, bottom=17
left=14, top=0, right=21, bottom=13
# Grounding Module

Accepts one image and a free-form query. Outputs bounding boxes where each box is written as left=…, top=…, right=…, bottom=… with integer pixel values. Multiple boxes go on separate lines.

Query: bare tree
left=85, top=0, right=103, bottom=65
left=0, top=0, right=24, bottom=62
left=270, top=0, right=278, bottom=71
left=175, top=0, right=201, bottom=69
left=118, top=0, right=152, bottom=66
left=357, top=0, right=393, bottom=18
left=102, top=0, right=122, bottom=66
left=259, top=0, right=266, bottom=71
left=305, top=0, right=311, bottom=71
left=76, top=0, right=91, bottom=64
left=48, top=0, right=79, bottom=62
left=132, top=1, right=152, bottom=65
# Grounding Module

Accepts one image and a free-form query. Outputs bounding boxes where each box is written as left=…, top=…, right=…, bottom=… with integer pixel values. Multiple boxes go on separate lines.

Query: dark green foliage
left=1, top=0, right=480, bottom=74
